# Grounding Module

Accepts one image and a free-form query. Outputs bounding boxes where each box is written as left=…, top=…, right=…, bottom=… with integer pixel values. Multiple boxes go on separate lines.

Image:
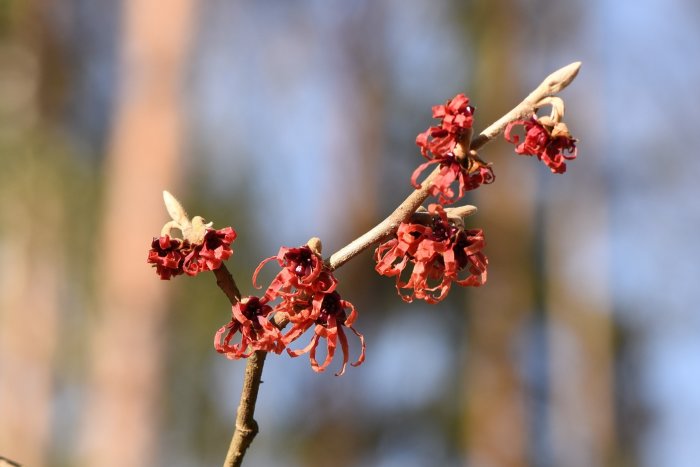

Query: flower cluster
left=375, top=204, right=487, bottom=303
left=412, top=93, right=494, bottom=205
left=504, top=116, right=577, bottom=174
left=216, top=243, right=365, bottom=376
left=147, top=227, right=237, bottom=279
left=215, top=296, right=284, bottom=358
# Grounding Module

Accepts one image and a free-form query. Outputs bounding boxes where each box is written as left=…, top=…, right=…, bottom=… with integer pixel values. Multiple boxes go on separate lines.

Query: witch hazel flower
left=416, top=93, right=474, bottom=157
left=147, top=191, right=237, bottom=279
left=147, top=235, right=186, bottom=280
left=252, top=238, right=365, bottom=375
left=504, top=96, right=578, bottom=174
left=214, top=296, right=285, bottom=359
left=374, top=204, right=488, bottom=304
left=412, top=93, right=494, bottom=204
left=253, top=238, right=336, bottom=302
left=283, top=291, right=365, bottom=376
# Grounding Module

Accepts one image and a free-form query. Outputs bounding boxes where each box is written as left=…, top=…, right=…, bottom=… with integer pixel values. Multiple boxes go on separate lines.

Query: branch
left=213, top=264, right=242, bottom=304
left=219, top=60, right=582, bottom=467
left=223, top=351, right=267, bottom=467
left=470, top=61, right=581, bottom=150
left=327, top=61, right=581, bottom=270
left=211, top=264, right=259, bottom=467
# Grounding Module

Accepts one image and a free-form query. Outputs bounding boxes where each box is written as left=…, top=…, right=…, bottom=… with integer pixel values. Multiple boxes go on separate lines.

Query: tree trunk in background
left=0, top=8, right=61, bottom=465
left=458, top=2, right=532, bottom=466
left=545, top=147, right=614, bottom=466
left=78, top=1, right=195, bottom=465
left=0, top=177, right=62, bottom=467
left=324, top=4, right=386, bottom=248
left=0, top=163, right=62, bottom=467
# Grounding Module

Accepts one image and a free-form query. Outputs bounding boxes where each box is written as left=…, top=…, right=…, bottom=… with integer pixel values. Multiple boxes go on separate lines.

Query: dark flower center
left=241, top=297, right=265, bottom=320
left=430, top=220, right=458, bottom=242
left=286, top=247, right=315, bottom=277
left=205, top=235, right=221, bottom=249
left=453, top=232, right=472, bottom=269
left=316, top=292, right=345, bottom=326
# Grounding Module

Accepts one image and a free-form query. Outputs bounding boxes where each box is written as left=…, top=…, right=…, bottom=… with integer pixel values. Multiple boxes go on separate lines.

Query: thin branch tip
left=542, top=61, right=582, bottom=94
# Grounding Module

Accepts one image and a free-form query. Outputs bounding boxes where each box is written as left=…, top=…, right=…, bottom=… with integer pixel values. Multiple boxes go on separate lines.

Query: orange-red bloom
left=413, top=94, right=493, bottom=204
left=183, top=227, right=237, bottom=275
left=214, top=296, right=284, bottom=359
left=504, top=117, right=577, bottom=174
left=283, top=291, right=365, bottom=376
left=411, top=154, right=494, bottom=205
left=374, top=204, right=488, bottom=303
left=253, top=245, right=336, bottom=301
left=147, top=227, right=236, bottom=279
left=251, top=244, right=365, bottom=375
left=416, top=93, right=474, bottom=158
left=147, top=235, right=186, bottom=280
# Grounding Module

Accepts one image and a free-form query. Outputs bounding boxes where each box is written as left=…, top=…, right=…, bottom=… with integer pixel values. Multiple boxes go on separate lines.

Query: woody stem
left=327, top=61, right=581, bottom=270
left=220, top=60, right=582, bottom=467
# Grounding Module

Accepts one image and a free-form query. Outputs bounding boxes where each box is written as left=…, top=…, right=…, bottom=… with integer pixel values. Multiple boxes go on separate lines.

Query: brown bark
left=0, top=9, right=61, bottom=465
left=78, top=1, right=196, bottom=465
left=0, top=179, right=62, bottom=467
left=461, top=2, right=531, bottom=466
left=545, top=188, right=614, bottom=467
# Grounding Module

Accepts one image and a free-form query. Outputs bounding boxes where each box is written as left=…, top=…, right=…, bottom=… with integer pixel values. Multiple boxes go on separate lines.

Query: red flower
left=253, top=245, right=335, bottom=300
left=411, top=154, right=494, bottom=205
left=413, top=94, right=493, bottom=203
left=253, top=244, right=339, bottom=327
left=184, top=227, right=237, bottom=275
left=214, top=296, right=284, bottom=359
left=416, top=93, right=474, bottom=158
left=147, top=235, right=186, bottom=280
left=283, top=291, right=365, bottom=376
left=148, top=227, right=236, bottom=279
left=374, top=204, right=488, bottom=303
left=504, top=117, right=577, bottom=174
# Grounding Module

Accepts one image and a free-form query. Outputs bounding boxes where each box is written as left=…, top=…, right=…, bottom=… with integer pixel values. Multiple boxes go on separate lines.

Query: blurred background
left=1, top=0, right=699, bottom=466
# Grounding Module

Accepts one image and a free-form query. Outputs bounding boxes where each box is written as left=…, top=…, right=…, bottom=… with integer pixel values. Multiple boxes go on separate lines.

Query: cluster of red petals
left=254, top=245, right=336, bottom=302
left=236, top=244, right=365, bottom=375
left=147, top=227, right=237, bottom=279
left=147, top=236, right=186, bottom=280
left=416, top=93, right=474, bottom=158
left=374, top=204, right=488, bottom=304
left=215, top=296, right=284, bottom=359
left=413, top=94, right=494, bottom=204
left=411, top=155, right=494, bottom=205
left=283, top=291, right=365, bottom=376
left=504, top=117, right=578, bottom=174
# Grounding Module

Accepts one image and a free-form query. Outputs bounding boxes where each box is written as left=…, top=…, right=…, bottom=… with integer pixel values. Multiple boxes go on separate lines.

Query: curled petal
left=505, top=117, right=577, bottom=173
left=374, top=206, right=489, bottom=303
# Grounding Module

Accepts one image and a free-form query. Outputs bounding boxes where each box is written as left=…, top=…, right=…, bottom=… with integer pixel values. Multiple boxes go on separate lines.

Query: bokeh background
left=1, top=0, right=699, bottom=466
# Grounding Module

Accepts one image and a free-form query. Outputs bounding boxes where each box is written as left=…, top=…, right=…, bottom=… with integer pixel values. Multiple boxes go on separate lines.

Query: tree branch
left=219, top=61, right=581, bottom=467
left=223, top=351, right=267, bottom=467
left=327, top=61, right=581, bottom=270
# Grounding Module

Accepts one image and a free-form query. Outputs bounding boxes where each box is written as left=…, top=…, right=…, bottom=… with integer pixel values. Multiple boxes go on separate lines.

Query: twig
left=223, top=351, right=267, bottom=467
left=213, top=264, right=242, bottom=304
left=327, top=61, right=581, bottom=270
left=219, top=61, right=582, bottom=467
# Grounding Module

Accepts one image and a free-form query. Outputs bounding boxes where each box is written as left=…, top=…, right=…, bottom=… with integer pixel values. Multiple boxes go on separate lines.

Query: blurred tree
left=455, top=1, right=534, bottom=466
left=0, top=2, right=64, bottom=465
left=78, top=0, right=196, bottom=465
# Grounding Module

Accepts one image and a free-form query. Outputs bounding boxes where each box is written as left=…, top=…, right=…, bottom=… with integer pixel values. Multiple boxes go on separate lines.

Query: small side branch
left=219, top=61, right=582, bottom=467
left=223, top=351, right=267, bottom=467
left=214, top=264, right=242, bottom=305
left=328, top=62, right=581, bottom=270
